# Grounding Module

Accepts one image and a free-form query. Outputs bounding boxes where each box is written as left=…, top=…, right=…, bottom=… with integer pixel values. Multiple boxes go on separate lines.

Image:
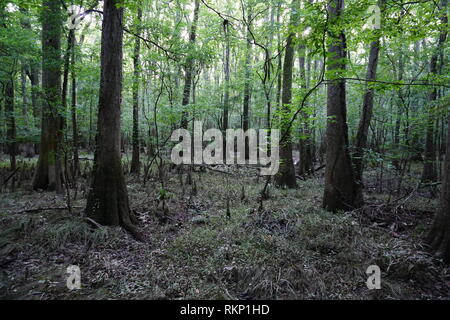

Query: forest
left=0, top=0, right=449, bottom=300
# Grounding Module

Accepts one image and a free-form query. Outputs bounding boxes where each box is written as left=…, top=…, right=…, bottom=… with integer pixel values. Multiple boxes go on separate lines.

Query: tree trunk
left=28, top=64, right=40, bottom=121
left=20, top=6, right=40, bottom=121
left=223, top=31, right=230, bottom=132
left=243, top=8, right=252, bottom=160
left=275, top=0, right=282, bottom=109
left=20, top=66, right=28, bottom=118
left=180, top=0, right=200, bottom=129
left=223, top=21, right=231, bottom=159
left=71, top=33, right=79, bottom=179
left=5, top=77, right=16, bottom=171
left=85, top=0, right=141, bottom=240
left=298, top=44, right=313, bottom=176
left=62, top=29, right=74, bottom=181
left=130, top=8, right=142, bottom=174
left=322, top=0, right=362, bottom=211
left=274, top=28, right=297, bottom=188
left=265, top=3, right=275, bottom=130
left=33, top=0, right=64, bottom=193
left=353, top=38, right=381, bottom=184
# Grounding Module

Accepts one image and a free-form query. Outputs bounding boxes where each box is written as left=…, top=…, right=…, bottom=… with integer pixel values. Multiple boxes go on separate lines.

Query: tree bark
left=33, top=0, right=64, bottom=193
left=85, top=0, right=141, bottom=240
left=274, top=27, right=297, bottom=188
left=322, top=0, right=362, bottom=211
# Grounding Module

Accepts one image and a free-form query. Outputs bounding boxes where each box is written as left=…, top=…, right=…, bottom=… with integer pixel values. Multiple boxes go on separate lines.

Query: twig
left=3, top=167, right=20, bottom=185
left=85, top=217, right=103, bottom=229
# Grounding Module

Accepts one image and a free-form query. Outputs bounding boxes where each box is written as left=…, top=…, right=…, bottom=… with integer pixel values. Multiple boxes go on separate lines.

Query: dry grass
left=0, top=161, right=448, bottom=300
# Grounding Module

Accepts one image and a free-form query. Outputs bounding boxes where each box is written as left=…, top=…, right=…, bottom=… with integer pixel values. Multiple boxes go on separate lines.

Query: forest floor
left=0, top=155, right=449, bottom=300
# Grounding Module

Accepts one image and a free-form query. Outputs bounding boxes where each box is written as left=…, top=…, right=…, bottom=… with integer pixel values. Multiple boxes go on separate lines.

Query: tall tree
left=243, top=5, right=252, bottom=159
left=33, top=0, right=64, bottom=193
left=70, top=32, right=79, bottom=179
left=180, top=0, right=200, bottom=129
left=223, top=17, right=231, bottom=151
left=85, top=0, right=141, bottom=240
left=298, top=44, right=313, bottom=176
left=19, top=6, right=40, bottom=121
left=274, top=1, right=297, bottom=189
left=130, top=8, right=142, bottom=174
left=62, top=25, right=75, bottom=180
left=353, top=0, right=384, bottom=185
left=322, top=0, right=362, bottom=211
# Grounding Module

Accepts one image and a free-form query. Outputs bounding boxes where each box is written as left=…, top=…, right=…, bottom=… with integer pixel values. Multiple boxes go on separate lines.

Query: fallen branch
left=9, top=206, right=83, bottom=215
left=85, top=217, right=103, bottom=229
left=200, top=165, right=233, bottom=175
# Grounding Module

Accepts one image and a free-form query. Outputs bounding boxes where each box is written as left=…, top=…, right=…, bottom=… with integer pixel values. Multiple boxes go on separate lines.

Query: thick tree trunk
left=33, top=0, right=64, bottom=193
left=274, top=30, right=297, bottom=189
left=422, top=0, right=447, bottom=183
left=130, top=8, right=142, bottom=174
left=322, top=0, right=362, bottom=211
left=85, top=0, right=141, bottom=240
